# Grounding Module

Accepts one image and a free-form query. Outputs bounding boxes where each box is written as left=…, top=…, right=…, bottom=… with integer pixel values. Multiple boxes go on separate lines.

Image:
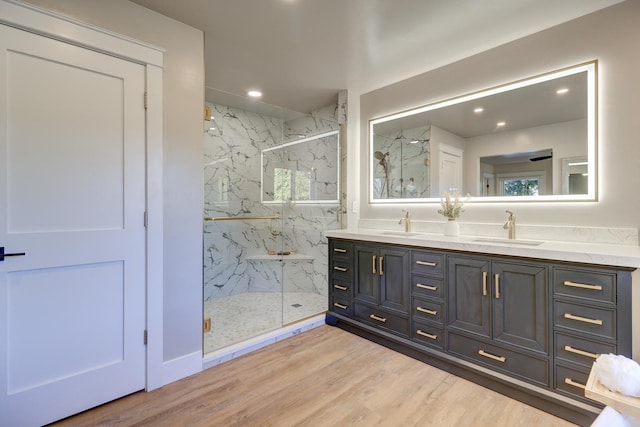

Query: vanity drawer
left=412, top=297, right=444, bottom=324
left=411, top=250, right=444, bottom=277
left=554, top=301, right=616, bottom=341
left=331, top=259, right=352, bottom=279
left=412, top=274, right=443, bottom=299
left=554, top=364, right=593, bottom=403
left=448, top=332, right=549, bottom=387
left=331, top=296, right=352, bottom=316
left=331, top=279, right=351, bottom=297
left=555, top=332, right=615, bottom=369
left=330, top=240, right=353, bottom=260
left=354, top=302, right=409, bottom=337
left=412, top=320, right=444, bottom=350
left=554, top=268, right=615, bottom=304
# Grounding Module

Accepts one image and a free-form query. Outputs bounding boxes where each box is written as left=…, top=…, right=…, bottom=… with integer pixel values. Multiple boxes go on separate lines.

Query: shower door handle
left=0, top=247, right=26, bottom=261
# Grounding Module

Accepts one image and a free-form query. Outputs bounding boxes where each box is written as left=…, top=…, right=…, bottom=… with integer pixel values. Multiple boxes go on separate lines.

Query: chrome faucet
left=399, top=209, right=411, bottom=232
left=503, top=210, right=516, bottom=239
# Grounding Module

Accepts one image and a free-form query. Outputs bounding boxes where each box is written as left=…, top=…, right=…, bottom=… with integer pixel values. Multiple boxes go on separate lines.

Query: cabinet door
left=448, top=256, right=491, bottom=338
left=354, top=244, right=378, bottom=305
left=379, top=247, right=410, bottom=313
left=493, top=261, right=548, bottom=353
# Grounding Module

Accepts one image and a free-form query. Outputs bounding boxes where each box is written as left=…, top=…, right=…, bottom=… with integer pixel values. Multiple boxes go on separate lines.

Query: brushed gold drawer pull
left=416, top=260, right=438, bottom=267
left=482, top=271, right=488, bottom=296
left=563, top=280, right=603, bottom=291
left=333, top=302, right=348, bottom=309
left=564, top=345, right=600, bottom=359
left=334, top=266, right=348, bottom=272
left=369, top=314, right=387, bottom=323
left=333, top=248, right=347, bottom=253
left=333, top=284, right=348, bottom=291
left=417, top=330, right=438, bottom=340
left=416, top=306, right=438, bottom=316
left=494, top=273, right=500, bottom=299
left=564, top=313, right=603, bottom=326
left=478, top=349, right=506, bottom=363
left=416, top=283, right=437, bottom=291
left=564, top=378, right=586, bottom=389
left=379, top=256, right=384, bottom=276
left=372, top=255, right=377, bottom=274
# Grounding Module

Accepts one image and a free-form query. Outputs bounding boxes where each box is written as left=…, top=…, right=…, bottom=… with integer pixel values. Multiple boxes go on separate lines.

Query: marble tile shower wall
left=203, top=102, right=341, bottom=301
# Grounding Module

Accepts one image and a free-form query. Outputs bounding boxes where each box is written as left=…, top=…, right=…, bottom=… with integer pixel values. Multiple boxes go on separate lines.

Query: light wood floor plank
left=51, top=325, right=577, bottom=427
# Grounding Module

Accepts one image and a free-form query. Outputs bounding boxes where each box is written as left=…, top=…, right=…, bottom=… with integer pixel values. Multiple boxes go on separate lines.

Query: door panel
left=354, top=245, right=377, bottom=305
left=493, top=262, right=548, bottom=353
left=379, top=248, right=409, bottom=313
left=0, top=25, right=146, bottom=426
left=448, top=256, right=491, bottom=338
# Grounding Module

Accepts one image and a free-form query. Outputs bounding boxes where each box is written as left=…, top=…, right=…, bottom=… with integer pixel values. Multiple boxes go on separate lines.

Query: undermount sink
left=381, top=231, right=421, bottom=236
left=472, top=238, right=543, bottom=247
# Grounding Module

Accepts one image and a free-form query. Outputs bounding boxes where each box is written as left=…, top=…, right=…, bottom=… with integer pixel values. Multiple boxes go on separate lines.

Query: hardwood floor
left=52, top=325, right=577, bottom=426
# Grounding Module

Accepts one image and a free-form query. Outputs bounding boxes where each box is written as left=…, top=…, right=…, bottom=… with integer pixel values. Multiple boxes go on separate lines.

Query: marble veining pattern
left=204, top=101, right=340, bottom=308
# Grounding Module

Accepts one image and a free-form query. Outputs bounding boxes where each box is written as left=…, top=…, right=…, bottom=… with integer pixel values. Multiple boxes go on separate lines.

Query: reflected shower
left=374, top=151, right=390, bottom=198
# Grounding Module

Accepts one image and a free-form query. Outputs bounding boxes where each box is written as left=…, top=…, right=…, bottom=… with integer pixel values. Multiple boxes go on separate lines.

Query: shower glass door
left=203, top=92, right=341, bottom=356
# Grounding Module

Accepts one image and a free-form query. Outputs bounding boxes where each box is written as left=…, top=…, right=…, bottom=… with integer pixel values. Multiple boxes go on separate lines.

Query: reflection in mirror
left=369, top=61, right=596, bottom=203
left=262, top=130, right=340, bottom=203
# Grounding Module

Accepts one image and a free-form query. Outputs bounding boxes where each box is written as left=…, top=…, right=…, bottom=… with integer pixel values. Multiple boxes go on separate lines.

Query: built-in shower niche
left=261, top=130, right=340, bottom=204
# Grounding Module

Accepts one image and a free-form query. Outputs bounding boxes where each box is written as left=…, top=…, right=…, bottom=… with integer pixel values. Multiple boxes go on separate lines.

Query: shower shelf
left=246, top=254, right=314, bottom=261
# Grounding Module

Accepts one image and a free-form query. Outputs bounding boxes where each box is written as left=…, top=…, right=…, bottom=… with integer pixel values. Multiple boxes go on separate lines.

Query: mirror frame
left=369, top=61, right=597, bottom=204
left=261, top=129, right=341, bottom=204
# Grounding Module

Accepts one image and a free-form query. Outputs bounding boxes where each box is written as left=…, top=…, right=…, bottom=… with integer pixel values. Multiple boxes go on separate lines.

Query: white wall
left=24, top=0, right=205, bottom=368
left=359, top=1, right=640, bottom=230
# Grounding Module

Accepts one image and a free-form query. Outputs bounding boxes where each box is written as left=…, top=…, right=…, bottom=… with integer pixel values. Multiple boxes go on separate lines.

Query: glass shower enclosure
left=203, top=94, right=342, bottom=355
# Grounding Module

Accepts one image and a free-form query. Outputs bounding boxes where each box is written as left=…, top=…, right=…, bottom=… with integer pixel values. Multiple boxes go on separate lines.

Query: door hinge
left=144, top=92, right=148, bottom=110
left=144, top=330, right=148, bottom=345
left=144, top=211, right=148, bottom=228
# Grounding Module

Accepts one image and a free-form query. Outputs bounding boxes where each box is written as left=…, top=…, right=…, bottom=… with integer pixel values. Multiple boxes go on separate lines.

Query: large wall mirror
left=369, top=61, right=597, bottom=203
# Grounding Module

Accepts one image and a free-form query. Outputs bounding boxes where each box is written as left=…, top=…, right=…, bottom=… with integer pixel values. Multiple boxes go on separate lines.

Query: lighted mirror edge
left=368, top=60, right=597, bottom=204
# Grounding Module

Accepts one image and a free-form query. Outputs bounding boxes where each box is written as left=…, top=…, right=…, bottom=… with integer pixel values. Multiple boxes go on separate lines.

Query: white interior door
left=439, top=145, right=463, bottom=195
left=0, top=24, right=147, bottom=426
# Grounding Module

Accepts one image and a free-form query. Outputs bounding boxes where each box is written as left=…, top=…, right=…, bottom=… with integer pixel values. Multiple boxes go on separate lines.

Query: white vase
left=444, top=219, right=460, bottom=236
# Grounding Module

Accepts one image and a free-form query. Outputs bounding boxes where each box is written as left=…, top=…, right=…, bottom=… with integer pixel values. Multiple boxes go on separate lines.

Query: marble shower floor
left=203, top=292, right=327, bottom=355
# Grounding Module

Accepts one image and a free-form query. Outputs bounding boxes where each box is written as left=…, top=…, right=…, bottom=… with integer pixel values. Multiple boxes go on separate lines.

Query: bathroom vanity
left=325, top=230, right=640, bottom=425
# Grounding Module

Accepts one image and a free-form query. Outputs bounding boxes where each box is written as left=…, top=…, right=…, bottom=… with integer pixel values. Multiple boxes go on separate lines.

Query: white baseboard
left=161, top=350, right=202, bottom=387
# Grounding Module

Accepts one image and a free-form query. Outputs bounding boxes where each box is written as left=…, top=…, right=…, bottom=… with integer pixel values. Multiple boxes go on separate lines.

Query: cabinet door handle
left=564, top=313, right=603, bottom=326
left=333, top=284, right=348, bottom=291
left=416, top=330, right=438, bottom=340
left=369, top=314, right=387, bottom=323
left=564, top=345, right=600, bottom=359
left=482, top=271, right=488, bottom=296
left=333, top=248, right=347, bottom=253
left=416, top=283, right=437, bottom=291
left=416, top=306, right=438, bottom=316
left=334, top=266, right=347, bottom=272
left=379, top=256, right=384, bottom=276
left=333, top=302, right=348, bottom=309
left=494, top=273, right=500, bottom=299
left=564, top=378, right=586, bottom=389
left=372, top=256, right=377, bottom=274
left=416, top=260, right=437, bottom=267
left=563, top=280, right=602, bottom=291
left=478, top=349, right=506, bottom=363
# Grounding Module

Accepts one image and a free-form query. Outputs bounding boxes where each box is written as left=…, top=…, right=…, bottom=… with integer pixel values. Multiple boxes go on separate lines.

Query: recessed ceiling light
left=497, top=121, right=506, bottom=127
left=410, top=140, right=418, bottom=144
left=473, top=107, right=484, bottom=113
left=247, top=90, right=262, bottom=98
left=556, top=88, right=569, bottom=95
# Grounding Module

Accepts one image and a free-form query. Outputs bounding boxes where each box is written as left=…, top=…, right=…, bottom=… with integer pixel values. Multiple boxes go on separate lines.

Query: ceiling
left=131, top=0, right=623, bottom=114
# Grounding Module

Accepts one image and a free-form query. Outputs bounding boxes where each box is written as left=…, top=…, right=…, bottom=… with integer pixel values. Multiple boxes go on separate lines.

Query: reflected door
left=0, top=25, right=146, bottom=426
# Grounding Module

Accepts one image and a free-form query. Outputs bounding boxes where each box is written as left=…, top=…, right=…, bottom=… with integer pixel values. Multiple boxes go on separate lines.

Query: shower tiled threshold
left=203, top=292, right=327, bottom=356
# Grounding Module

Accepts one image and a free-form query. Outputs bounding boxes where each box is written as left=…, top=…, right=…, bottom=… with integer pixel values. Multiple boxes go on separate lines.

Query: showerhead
left=374, top=151, right=385, bottom=160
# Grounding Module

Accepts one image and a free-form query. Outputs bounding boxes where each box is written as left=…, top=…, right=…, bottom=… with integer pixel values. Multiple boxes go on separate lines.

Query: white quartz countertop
left=324, top=228, right=640, bottom=269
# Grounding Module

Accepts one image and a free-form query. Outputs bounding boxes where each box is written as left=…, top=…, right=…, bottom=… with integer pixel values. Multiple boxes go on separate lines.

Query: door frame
left=0, top=0, right=165, bottom=391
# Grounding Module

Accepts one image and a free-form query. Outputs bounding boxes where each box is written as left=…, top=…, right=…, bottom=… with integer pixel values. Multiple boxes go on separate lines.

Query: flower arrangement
left=438, top=191, right=467, bottom=220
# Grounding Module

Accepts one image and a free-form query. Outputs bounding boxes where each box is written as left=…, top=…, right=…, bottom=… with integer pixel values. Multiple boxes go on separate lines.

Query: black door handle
left=0, top=247, right=26, bottom=261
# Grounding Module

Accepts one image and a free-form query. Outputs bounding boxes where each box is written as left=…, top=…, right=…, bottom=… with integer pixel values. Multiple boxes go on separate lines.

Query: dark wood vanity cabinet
left=326, top=237, right=633, bottom=425
left=353, top=243, right=410, bottom=337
